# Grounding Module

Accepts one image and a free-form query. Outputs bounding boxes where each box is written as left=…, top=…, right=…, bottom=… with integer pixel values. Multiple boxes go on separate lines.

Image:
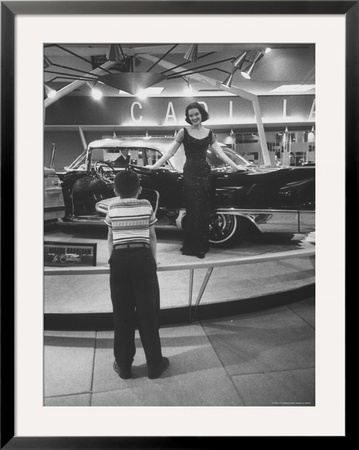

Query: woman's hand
left=230, top=165, right=249, bottom=172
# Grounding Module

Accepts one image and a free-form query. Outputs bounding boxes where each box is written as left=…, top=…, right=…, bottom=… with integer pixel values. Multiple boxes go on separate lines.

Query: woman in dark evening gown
left=146, top=102, right=246, bottom=258
left=181, top=126, right=213, bottom=257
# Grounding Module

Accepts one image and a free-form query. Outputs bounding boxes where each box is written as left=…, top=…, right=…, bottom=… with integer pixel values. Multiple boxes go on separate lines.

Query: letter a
left=165, top=102, right=177, bottom=123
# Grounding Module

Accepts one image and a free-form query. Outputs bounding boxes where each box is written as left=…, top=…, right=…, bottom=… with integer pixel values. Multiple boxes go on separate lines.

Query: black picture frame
left=1, top=1, right=354, bottom=447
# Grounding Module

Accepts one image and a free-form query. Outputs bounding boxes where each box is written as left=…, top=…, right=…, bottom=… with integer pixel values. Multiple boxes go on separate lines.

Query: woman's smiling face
left=188, top=108, right=202, bottom=125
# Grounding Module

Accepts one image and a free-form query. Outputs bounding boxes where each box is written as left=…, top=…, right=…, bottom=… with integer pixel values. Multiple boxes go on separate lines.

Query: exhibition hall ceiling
left=44, top=43, right=315, bottom=99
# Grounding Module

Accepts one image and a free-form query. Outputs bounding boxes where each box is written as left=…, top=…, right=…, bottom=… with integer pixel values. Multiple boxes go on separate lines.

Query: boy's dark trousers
left=109, top=246, right=163, bottom=372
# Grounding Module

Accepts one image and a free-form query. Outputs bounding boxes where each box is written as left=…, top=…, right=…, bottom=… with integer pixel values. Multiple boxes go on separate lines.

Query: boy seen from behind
left=105, top=170, right=169, bottom=380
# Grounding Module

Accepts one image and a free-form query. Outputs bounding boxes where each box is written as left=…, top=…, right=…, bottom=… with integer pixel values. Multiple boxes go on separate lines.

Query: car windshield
left=65, top=142, right=251, bottom=172
left=66, top=146, right=170, bottom=170
left=206, top=146, right=251, bottom=168
left=91, top=147, right=168, bottom=168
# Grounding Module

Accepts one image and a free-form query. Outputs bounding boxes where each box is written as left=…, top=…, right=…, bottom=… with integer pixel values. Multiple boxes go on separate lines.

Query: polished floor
left=45, top=296, right=315, bottom=407
left=44, top=223, right=315, bottom=407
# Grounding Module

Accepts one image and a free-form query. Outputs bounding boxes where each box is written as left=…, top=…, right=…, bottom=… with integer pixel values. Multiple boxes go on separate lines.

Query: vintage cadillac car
left=44, top=144, right=65, bottom=223
left=57, top=135, right=315, bottom=247
left=44, top=165, right=66, bottom=222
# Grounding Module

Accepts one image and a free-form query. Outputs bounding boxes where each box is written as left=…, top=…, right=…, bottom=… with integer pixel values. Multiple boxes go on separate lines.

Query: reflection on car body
left=57, top=136, right=315, bottom=247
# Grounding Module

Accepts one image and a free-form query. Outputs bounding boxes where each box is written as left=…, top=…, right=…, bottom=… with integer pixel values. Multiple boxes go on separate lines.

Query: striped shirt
left=105, top=197, right=157, bottom=246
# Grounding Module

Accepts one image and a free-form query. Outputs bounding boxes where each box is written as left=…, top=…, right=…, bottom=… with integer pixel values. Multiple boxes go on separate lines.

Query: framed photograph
left=2, top=0, right=354, bottom=446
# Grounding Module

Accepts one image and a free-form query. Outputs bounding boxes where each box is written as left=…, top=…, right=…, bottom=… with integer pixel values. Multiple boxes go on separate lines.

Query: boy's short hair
left=114, top=170, right=140, bottom=198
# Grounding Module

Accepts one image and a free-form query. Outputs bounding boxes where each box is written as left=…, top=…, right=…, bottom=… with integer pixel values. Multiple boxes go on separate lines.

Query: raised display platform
left=44, top=223, right=315, bottom=330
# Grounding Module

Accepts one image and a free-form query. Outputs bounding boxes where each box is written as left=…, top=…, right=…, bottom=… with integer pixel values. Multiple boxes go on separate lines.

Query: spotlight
left=45, top=84, right=57, bottom=99
left=136, top=89, right=148, bottom=99
left=184, top=44, right=198, bottom=62
left=232, top=51, right=248, bottom=70
left=183, top=77, right=193, bottom=96
left=106, top=44, right=123, bottom=62
left=241, top=65, right=253, bottom=79
left=241, top=51, right=264, bottom=79
left=91, top=88, right=103, bottom=100
left=86, top=82, right=103, bottom=100
left=184, top=85, right=193, bottom=96
left=221, top=69, right=237, bottom=88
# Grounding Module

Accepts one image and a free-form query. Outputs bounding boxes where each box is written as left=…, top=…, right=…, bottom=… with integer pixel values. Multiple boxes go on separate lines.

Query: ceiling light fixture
left=136, top=89, right=148, bottom=99
left=91, top=88, right=103, bottom=100
left=184, top=44, right=198, bottom=62
left=44, top=84, right=57, bottom=99
left=106, top=44, right=123, bottom=62
left=221, top=50, right=252, bottom=88
left=221, top=69, right=237, bottom=89
left=183, top=77, right=193, bottom=96
left=241, top=51, right=264, bottom=79
left=86, top=81, right=103, bottom=100
left=185, top=83, right=193, bottom=96
left=232, top=51, right=248, bottom=70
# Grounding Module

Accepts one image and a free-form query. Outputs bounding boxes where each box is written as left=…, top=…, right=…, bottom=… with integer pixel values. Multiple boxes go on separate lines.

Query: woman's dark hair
left=185, top=102, right=209, bottom=124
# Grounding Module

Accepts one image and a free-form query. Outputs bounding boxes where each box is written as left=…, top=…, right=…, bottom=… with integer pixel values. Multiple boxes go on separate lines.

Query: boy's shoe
left=148, top=357, right=170, bottom=379
left=113, top=361, right=132, bottom=379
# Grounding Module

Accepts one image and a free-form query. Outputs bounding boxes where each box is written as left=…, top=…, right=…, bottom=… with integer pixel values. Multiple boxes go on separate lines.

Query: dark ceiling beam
left=46, top=74, right=99, bottom=83
left=47, top=44, right=113, bottom=75
left=167, top=68, right=231, bottom=80
left=46, top=63, right=98, bottom=77
left=160, top=52, right=216, bottom=74
left=166, top=57, right=236, bottom=79
left=146, top=44, right=178, bottom=72
left=53, top=44, right=94, bottom=65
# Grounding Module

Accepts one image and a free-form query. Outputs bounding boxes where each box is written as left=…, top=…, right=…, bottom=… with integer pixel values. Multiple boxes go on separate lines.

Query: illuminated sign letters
left=165, top=102, right=177, bottom=123
left=130, top=101, right=143, bottom=122
left=44, top=96, right=316, bottom=127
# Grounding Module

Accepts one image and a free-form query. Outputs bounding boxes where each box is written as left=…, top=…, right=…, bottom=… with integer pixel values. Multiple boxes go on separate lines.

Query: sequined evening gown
left=181, top=127, right=214, bottom=257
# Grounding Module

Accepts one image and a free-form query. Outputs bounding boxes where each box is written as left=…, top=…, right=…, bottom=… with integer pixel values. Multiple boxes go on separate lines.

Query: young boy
left=105, top=170, right=169, bottom=380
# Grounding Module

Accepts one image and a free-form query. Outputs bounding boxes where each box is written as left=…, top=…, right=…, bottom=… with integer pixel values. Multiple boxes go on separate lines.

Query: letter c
left=131, top=102, right=143, bottom=122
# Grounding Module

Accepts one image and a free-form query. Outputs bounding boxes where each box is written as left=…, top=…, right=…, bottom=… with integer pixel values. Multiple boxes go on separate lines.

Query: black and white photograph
left=2, top=1, right=351, bottom=444
left=43, top=41, right=316, bottom=407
